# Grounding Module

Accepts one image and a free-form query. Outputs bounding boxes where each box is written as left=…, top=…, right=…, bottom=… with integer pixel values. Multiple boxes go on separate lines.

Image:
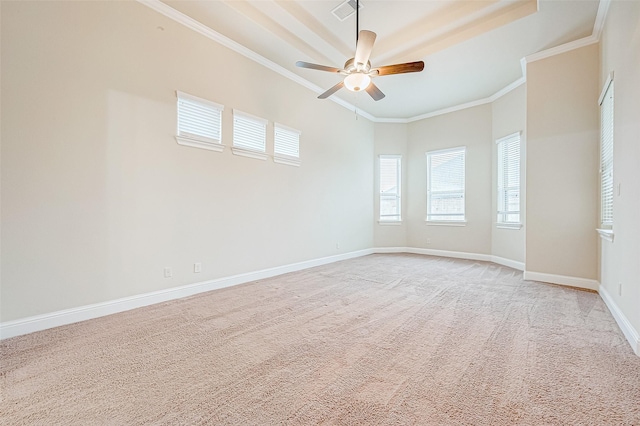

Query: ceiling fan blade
left=373, top=61, right=425, bottom=76
left=354, top=30, right=376, bottom=67
left=318, top=81, right=344, bottom=99
left=296, top=61, right=343, bottom=73
left=365, top=82, right=385, bottom=101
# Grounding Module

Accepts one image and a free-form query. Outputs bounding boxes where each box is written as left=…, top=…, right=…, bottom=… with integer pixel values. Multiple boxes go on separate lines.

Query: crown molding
left=524, top=0, right=610, bottom=65
left=488, top=77, right=526, bottom=102
left=138, top=0, right=609, bottom=124
left=395, top=77, right=525, bottom=124
left=524, top=34, right=598, bottom=64
left=135, top=0, right=532, bottom=125
left=405, top=97, right=491, bottom=123
left=592, top=0, right=611, bottom=40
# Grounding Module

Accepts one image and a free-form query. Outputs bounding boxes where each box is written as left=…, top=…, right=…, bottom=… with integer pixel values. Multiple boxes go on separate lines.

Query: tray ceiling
left=158, top=0, right=601, bottom=120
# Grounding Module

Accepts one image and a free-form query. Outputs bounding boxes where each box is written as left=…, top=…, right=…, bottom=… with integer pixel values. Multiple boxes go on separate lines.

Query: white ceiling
left=159, top=0, right=601, bottom=120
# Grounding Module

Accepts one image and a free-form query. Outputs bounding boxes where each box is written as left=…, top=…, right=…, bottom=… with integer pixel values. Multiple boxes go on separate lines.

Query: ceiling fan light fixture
left=344, top=72, right=371, bottom=92
left=295, top=0, right=424, bottom=101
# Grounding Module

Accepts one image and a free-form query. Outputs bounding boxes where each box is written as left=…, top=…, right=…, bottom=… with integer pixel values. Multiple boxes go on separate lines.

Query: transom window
left=232, top=110, right=267, bottom=160
left=274, top=123, right=301, bottom=166
left=175, top=91, right=224, bottom=152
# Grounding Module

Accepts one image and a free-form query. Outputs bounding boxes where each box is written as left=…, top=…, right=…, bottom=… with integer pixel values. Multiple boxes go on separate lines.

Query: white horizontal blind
left=497, top=133, right=521, bottom=224
left=177, top=91, right=223, bottom=144
left=379, top=155, right=401, bottom=221
left=274, top=124, right=300, bottom=158
left=427, top=147, right=465, bottom=221
left=600, top=81, right=614, bottom=225
left=233, top=110, right=267, bottom=153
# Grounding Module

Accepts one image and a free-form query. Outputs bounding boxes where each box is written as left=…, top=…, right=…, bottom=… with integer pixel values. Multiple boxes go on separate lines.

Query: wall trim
left=592, top=0, right=612, bottom=40
left=524, top=35, right=598, bottom=64
left=375, top=246, right=491, bottom=262
left=0, top=248, right=373, bottom=340
left=522, top=0, right=610, bottom=65
left=138, top=0, right=524, bottom=125
left=374, top=247, right=524, bottom=271
left=138, top=0, right=609, bottom=124
left=394, top=77, right=527, bottom=123
left=491, top=256, right=525, bottom=271
left=523, top=270, right=599, bottom=291
left=599, top=285, right=640, bottom=356
left=1, top=245, right=521, bottom=340
left=4, top=245, right=629, bottom=357
left=407, top=247, right=492, bottom=262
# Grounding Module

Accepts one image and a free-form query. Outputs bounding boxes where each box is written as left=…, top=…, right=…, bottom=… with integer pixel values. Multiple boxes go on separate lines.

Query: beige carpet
left=1, top=254, right=639, bottom=425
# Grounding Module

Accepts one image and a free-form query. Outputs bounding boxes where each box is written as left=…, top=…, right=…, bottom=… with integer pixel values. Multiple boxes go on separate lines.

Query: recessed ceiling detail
left=159, top=0, right=601, bottom=119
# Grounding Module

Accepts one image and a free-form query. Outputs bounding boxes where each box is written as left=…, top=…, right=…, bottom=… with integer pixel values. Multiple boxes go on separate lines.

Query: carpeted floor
left=1, top=253, right=639, bottom=425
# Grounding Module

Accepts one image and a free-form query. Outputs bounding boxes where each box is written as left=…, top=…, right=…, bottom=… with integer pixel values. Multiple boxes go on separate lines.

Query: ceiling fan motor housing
left=344, top=58, right=371, bottom=73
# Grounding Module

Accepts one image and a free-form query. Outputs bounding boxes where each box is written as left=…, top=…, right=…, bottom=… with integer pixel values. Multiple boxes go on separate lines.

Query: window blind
left=600, top=81, right=614, bottom=225
left=233, top=110, right=267, bottom=153
left=274, top=124, right=300, bottom=158
left=176, top=91, right=223, bottom=145
left=427, top=147, right=465, bottom=221
left=497, top=133, right=521, bottom=224
left=379, top=155, right=401, bottom=221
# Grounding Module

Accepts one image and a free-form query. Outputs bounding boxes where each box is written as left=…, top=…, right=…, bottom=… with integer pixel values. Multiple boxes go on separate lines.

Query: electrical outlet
left=164, top=267, right=172, bottom=278
left=336, top=243, right=340, bottom=250
left=194, top=263, right=202, bottom=273
left=426, top=238, right=432, bottom=245
left=618, top=283, right=622, bottom=296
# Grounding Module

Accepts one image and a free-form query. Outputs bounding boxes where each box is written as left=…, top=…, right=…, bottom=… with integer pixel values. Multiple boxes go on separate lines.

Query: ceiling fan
left=296, top=0, right=424, bottom=101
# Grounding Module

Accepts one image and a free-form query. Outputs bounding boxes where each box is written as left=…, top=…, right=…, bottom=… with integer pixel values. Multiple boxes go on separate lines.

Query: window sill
left=496, top=223, right=522, bottom=230
left=176, top=136, right=224, bottom=152
left=425, top=220, right=467, bottom=227
left=378, top=220, right=402, bottom=226
left=231, top=147, right=267, bottom=161
left=273, top=155, right=300, bottom=167
left=597, top=228, right=614, bottom=242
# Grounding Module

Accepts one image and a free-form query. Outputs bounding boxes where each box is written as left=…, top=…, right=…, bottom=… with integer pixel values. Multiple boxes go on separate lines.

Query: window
left=600, top=78, right=614, bottom=226
left=176, top=91, right=224, bottom=152
left=496, top=132, right=521, bottom=226
left=232, top=110, right=267, bottom=160
left=426, top=147, right=465, bottom=222
left=274, top=123, right=301, bottom=166
left=379, top=155, right=401, bottom=222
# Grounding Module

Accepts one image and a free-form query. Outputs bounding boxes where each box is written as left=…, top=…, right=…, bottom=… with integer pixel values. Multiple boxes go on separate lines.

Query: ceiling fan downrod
left=294, top=0, right=425, bottom=101
left=355, top=0, right=359, bottom=47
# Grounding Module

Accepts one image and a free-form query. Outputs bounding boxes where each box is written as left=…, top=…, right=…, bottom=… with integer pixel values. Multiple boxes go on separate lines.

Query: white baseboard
left=374, top=246, right=492, bottom=262
left=373, top=247, right=524, bottom=271
left=2, top=245, right=621, bottom=349
left=0, top=248, right=373, bottom=340
left=371, top=246, right=407, bottom=254
left=377, top=247, right=638, bottom=356
left=523, top=270, right=599, bottom=291
left=598, top=285, right=640, bottom=356
left=489, top=256, right=525, bottom=271
left=406, top=247, right=493, bottom=262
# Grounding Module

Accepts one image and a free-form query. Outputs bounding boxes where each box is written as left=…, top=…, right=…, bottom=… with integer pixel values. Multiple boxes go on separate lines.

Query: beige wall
left=373, top=123, right=408, bottom=248
left=599, top=0, right=640, bottom=335
left=525, top=44, right=600, bottom=279
left=0, top=1, right=374, bottom=322
left=492, top=84, right=526, bottom=263
left=406, top=105, right=493, bottom=254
